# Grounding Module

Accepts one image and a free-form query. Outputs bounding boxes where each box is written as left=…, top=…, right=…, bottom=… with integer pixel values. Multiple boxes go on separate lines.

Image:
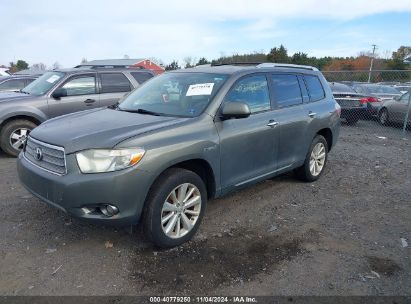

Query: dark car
left=329, top=82, right=377, bottom=125
left=17, top=63, right=341, bottom=247
left=352, top=84, right=402, bottom=117
left=0, top=75, right=38, bottom=92
left=0, top=68, right=154, bottom=156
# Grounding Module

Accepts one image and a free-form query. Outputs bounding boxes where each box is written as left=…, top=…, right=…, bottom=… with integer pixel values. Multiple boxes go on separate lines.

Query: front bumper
left=17, top=152, right=154, bottom=225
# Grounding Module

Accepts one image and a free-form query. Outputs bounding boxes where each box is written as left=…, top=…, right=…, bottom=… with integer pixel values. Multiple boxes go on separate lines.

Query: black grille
left=24, top=137, right=66, bottom=175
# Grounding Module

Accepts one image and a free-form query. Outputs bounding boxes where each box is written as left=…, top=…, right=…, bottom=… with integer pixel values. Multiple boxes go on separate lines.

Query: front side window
left=100, top=73, right=131, bottom=93
left=224, top=75, right=271, bottom=113
left=305, top=75, right=325, bottom=102
left=61, top=76, right=96, bottom=96
left=0, top=79, right=26, bottom=90
left=21, top=71, right=66, bottom=96
left=400, top=92, right=410, bottom=103
left=271, top=74, right=302, bottom=108
left=119, top=72, right=228, bottom=117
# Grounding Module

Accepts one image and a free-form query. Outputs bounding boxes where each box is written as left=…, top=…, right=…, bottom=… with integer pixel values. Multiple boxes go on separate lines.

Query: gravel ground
left=0, top=120, right=410, bottom=296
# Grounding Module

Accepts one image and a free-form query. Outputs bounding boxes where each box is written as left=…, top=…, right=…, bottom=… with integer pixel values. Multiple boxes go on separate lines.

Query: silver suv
left=0, top=68, right=154, bottom=156
left=17, top=63, right=341, bottom=248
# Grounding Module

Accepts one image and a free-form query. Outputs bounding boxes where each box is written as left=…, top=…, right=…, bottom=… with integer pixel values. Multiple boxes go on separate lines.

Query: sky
left=1, top=0, right=411, bottom=68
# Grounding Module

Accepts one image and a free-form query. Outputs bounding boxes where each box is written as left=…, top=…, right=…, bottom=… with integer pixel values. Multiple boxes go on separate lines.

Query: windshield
left=118, top=72, right=228, bottom=117
left=364, top=85, right=401, bottom=94
left=22, top=71, right=65, bottom=96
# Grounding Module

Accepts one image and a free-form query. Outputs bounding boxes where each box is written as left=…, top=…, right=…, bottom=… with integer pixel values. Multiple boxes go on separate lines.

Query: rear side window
left=0, top=79, right=26, bottom=90
left=271, top=74, right=302, bottom=108
left=304, top=75, right=325, bottom=101
left=130, top=72, right=154, bottom=84
left=225, top=75, right=271, bottom=113
left=100, top=73, right=132, bottom=93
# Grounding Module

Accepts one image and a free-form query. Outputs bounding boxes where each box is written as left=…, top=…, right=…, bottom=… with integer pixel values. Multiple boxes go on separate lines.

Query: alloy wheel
left=161, top=183, right=202, bottom=239
left=9, top=128, right=29, bottom=151
left=309, top=142, right=326, bottom=177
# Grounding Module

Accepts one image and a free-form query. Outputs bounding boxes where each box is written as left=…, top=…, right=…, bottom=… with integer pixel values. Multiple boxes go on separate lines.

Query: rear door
left=216, top=73, right=279, bottom=189
left=269, top=73, right=310, bottom=169
left=98, top=72, right=133, bottom=107
left=48, top=73, right=99, bottom=118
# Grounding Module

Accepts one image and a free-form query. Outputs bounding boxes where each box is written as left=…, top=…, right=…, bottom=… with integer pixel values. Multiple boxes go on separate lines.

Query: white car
left=0, top=68, right=11, bottom=76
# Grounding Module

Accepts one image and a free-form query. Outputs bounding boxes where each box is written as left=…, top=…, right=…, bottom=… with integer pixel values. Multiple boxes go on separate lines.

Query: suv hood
left=30, top=108, right=190, bottom=154
left=0, top=91, right=34, bottom=102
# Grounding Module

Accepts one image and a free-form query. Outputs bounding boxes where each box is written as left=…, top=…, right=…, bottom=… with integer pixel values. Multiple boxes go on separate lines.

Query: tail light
left=360, top=97, right=379, bottom=104
left=335, top=103, right=341, bottom=117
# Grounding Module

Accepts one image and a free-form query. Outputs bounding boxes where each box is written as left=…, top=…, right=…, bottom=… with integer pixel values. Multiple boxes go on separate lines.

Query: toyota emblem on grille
left=35, top=147, right=43, bottom=161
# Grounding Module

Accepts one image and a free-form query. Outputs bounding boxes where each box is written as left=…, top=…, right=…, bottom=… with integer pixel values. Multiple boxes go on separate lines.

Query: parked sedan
left=378, top=92, right=411, bottom=126
left=0, top=75, right=38, bottom=92
left=329, top=82, right=377, bottom=125
left=352, top=84, right=402, bottom=117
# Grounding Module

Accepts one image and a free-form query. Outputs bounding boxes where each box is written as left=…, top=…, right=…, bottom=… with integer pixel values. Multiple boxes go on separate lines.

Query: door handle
left=308, top=111, right=317, bottom=118
left=84, top=98, right=96, bottom=104
left=267, top=120, right=279, bottom=127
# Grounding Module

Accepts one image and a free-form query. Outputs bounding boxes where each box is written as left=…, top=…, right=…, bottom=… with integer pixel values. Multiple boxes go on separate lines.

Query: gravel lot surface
left=0, top=120, right=410, bottom=296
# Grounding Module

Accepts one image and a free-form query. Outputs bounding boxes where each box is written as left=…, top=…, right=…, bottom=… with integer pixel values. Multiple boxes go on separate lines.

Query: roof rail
left=256, top=63, right=318, bottom=71
left=211, top=62, right=263, bottom=67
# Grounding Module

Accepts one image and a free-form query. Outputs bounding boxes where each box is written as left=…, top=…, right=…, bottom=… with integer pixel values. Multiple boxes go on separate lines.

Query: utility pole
left=368, top=44, right=377, bottom=83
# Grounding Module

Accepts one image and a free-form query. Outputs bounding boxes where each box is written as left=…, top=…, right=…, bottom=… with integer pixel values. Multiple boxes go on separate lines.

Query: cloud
left=0, top=0, right=410, bottom=66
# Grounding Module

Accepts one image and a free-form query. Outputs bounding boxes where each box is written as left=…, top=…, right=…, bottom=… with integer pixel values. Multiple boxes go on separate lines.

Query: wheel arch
left=316, top=128, right=333, bottom=151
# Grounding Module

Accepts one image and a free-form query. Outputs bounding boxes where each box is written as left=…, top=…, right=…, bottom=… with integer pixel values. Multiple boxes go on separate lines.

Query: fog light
left=100, top=205, right=119, bottom=217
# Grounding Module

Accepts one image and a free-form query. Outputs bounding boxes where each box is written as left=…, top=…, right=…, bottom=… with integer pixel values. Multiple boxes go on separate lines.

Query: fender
left=0, top=106, right=48, bottom=126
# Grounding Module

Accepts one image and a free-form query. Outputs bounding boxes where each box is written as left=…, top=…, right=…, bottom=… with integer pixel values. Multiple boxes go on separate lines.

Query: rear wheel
left=143, top=168, right=207, bottom=248
left=379, top=108, right=389, bottom=126
left=295, top=135, right=328, bottom=182
left=0, top=119, right=37, bottom=157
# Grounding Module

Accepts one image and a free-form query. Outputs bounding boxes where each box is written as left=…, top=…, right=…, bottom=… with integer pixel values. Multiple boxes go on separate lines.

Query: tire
left=379, top=108, right=389, bottom=126
left=345, top=116, right=359, bottom=125
left=295, top=135, right=328, bottom=182
left=0, top=119, right=37, bottom=157
left=143, top=168, right=207, bottom=248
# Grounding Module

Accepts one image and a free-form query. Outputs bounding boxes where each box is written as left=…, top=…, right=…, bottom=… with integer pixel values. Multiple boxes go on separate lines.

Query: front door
left=216, top=74, right=279, bottom=189
left=48, top=73, right=99, bottom=118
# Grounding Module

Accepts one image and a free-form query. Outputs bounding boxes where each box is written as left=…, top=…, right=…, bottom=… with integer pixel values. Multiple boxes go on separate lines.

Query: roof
left=51, top=67, right=155, bottom=75
left=79, top=59, right=146, bottom=66
left=173, top=63, right=320, bottom=75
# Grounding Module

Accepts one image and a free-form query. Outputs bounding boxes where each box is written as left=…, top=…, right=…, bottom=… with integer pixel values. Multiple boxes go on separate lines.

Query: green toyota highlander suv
left=17, top=63, right=341, bottom=247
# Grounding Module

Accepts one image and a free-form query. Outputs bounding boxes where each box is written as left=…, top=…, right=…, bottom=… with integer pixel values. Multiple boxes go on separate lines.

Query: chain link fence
left=322, top=70, right=411, bottom=140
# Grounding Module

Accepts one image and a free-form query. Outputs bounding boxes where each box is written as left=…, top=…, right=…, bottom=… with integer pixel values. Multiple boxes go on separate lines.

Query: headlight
left=76, top=148, right=145, bottom=173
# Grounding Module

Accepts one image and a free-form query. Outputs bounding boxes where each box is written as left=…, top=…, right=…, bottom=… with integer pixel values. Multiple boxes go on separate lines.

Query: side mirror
left=221, top=102, right=251, bottom=119
left=52, top=88, right=67, bottom=99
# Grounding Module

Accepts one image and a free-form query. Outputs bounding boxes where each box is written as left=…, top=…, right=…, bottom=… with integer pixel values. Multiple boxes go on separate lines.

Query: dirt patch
left=366, top=256, right=401, bottom=276
left=129, top=229, right=315, bottom=293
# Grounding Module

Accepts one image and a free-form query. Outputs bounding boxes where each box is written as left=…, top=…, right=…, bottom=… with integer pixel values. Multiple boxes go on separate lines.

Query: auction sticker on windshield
left=46, top=75, right=61, bottom=83
left=186, top=83, right=214, bottom=96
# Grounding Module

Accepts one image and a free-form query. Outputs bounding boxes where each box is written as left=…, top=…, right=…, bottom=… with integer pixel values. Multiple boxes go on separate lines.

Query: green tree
left=267, top=45, right=289, bottom=63
left=392, top=46, right=411, bottom=61
left=290, top=52, right=310, bottom=65
left=165, top=60, right=180, bottom=71
left=16, top=60, right=29, bottom=71
left=196, top=57, right=210, bottom=65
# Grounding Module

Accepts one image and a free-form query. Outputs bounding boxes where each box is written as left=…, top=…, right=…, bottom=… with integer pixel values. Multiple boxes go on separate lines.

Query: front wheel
left=295, top=135, right=328, bottom=182
left=0, top=119, right=37, bottom=157
left=142, top=168, right=207, bottom=248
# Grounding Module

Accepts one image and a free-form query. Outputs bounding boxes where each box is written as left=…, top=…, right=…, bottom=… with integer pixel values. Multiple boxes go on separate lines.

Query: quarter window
left=130, top=72, right=154, bottom=84
left=271, top=74, right=303, bottom=108
left=100, top=73, right=132, bottom=93
left=61, top=76, right=96, bottom=96
left=225, top=75, right=271, bottom=113
left=304, top=75, right=325, bottom=101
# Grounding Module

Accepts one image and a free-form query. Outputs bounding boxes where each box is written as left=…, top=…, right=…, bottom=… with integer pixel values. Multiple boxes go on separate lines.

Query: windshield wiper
left=119, top=108, right=161, bottom=116
left=20, top=90, right=30, bottom=94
